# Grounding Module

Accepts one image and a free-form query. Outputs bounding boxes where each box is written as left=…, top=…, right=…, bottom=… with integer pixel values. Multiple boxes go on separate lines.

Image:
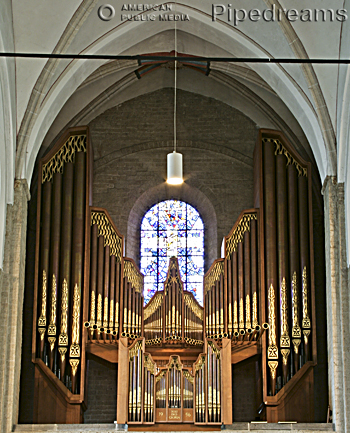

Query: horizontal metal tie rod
left=0, top=52, right=350, bottom=64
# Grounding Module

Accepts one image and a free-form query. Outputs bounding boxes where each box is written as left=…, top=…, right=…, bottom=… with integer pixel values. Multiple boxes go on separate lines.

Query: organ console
left=31, top=127, right=317, bottom=425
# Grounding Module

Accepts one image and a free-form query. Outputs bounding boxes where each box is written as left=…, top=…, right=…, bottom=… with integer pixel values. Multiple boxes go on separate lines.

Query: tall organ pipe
left=103, top=245, right=110, bottom=329
left=232, top=251, right=238, bottom=333
left=250, top=219, right=258, bottom=330
left=58, top=162, right=74, bottom=379
left=115, top=261, right=120, bottom=336
left=38, top=181, right=52, bottom=359
left=276, top=153, right=290, bottom=385
left=109, top=255, right=115, bottom=331
left=69, top=150, right=86, bottom=394
left=298, top=174, right=311, bottom=362
left=97, top=235, right=104, bottom=328
left=288, top=164, right=301, bottom=375
left=227, top=258, right=232, bottom=337
left=244, top=231, right=251, bottom=330
left=263, top=140, right=278, bottom=396
left=89, top=224, right=98, bottom=330
left=238, top=242, right=244, bottom=332
left=48, top=172, right=62, bottom=371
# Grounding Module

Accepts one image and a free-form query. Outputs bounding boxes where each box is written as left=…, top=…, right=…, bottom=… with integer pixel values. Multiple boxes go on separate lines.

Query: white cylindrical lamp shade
left=167, top=151, right=183, bottom=185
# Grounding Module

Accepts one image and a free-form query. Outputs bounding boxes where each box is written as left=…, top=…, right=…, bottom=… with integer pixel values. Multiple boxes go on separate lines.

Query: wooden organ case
left=31, top=127, right=318, bottom=426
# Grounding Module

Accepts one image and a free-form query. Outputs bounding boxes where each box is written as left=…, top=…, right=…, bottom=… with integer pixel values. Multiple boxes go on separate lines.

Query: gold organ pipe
left=128, top=283, right=132, bottom=335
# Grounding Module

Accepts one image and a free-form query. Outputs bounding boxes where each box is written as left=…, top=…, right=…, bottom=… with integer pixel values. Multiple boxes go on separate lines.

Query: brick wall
left=90, top=88, right=259, bottom=267
left=84, top=356, right=117, bottom=424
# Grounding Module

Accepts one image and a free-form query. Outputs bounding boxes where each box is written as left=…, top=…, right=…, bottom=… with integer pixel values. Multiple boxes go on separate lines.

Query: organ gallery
left=31, top=126, right=320, bottom=426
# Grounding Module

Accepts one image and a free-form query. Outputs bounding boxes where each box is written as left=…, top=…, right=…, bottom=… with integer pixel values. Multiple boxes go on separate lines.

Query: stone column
left=323, top=176, right=350, bottom=433
left=0, top=180, right=30, bottom=433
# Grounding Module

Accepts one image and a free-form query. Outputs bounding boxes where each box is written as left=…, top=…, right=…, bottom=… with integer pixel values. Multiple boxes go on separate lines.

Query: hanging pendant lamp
left=167, top=0, right=183, bottom=185
left=167, top=151, right=183, bottom=185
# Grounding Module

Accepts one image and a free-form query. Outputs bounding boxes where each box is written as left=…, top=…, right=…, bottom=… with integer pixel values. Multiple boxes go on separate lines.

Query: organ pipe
left=288, top=164, right=301, bottom=375
left=276, top=153, right=291, bottom=385
left=298, top=175, right=311, bottom=362
left=263, top=140, right=279, bottom=396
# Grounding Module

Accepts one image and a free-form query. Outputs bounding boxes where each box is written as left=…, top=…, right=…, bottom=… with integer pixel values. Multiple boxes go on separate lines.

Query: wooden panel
left=265, top=361, right=314, bottom=422
left=183, top=408, right=194, bottom=422
left=116, top=337, right=129, bottom=424
left=33, top=360, right=83, bottom=424
left=168, top=408, right=182, bottom=422
left=156, top=408, right=167, bottom=422
left=221, top=338, right=232, bottom=425
left=86, top=341, right=119, bottom=363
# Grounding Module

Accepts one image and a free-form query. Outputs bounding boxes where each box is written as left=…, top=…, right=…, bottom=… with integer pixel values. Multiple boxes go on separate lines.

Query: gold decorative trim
left=239, top=297, right=244, bottom=330
left=204, top=261, right=224, bottom=294
left=38, top=328, right=46, bottom=341
left=129, top=340, right=143, bottom=360
left=144, top=292, right=163, bottom=320
left=97, top=293, right=102, bottom=327
left=208, top=341, right=221, bottom=358
left=225, top=213, right=257, bottom=258
left=292, top=272, right=301, bottom=338
left=70, top=284, right=80, bottom=358
left=58, top=347, right=67, bottom=363
left=245, top=294, right=251, bottom=329
left=183, top=370, right=194, bottom=385
left=280, top=278, right=290, bottom=348
left=252, top=291, right=258, bottom=328
left=42, top=135, right=86, bottom=183
left=115, top=301, right=119, bottom=329
left=103, top=296, right=108, bottom=327
left=155, top=370, right=166, bottom=383
left=268, top=360, right=278, bottom=379
left=109, top=299, right=114, bottom=329
left=38, top=270, right=47, bottom=327
left=303, top=329, right=311, bottom=345
left=281, top=349, right=290, bottom=365
left=59, top=278, right=68, bottom=346
left=184, top=294, right=203, bottom=320
left=195, top=355, right=206, bottom=371
left=48, top=275, right=57, bottom=335
left=124, top=260, right=144, bottom=293
left=263, top=137, right=307, bottom=177
left=302, top=266, right=311, bottom=328
left=69, top=359, right=80, bottom=376
left=268, top=284, right=278, bottom=359
left=91, top=211, right=122, bottom=261
left=144, top=354, right=156, bottom=375
left=90, top=290, right=96, bottom=325
left=228, top=301, right=232, bottom=333
left=48, top=337, right=56, bottom=352
left=292, top=339, right=301, bottom=353
left=233, top=300, right=238, bottom=331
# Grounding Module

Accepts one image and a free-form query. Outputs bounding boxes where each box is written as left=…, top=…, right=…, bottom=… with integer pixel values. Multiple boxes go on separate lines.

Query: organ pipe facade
left=32, top=127, right=317, bottom=425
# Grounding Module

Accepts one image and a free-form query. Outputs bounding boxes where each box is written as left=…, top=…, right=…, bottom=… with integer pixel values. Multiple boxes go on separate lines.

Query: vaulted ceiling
left=1, top=0, right=350, bottom=198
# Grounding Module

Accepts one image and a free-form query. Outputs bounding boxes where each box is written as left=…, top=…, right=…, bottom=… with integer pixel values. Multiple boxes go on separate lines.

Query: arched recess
left=126, top=182, right=218, bottom=272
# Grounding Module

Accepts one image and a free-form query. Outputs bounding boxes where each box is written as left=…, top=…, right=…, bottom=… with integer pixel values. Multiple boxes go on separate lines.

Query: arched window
left=140, top=200, right=204, bottom=305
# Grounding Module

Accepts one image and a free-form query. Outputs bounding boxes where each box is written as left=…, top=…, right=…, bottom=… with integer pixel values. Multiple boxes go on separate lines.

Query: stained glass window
left=140, top=200, right=204, bottom=305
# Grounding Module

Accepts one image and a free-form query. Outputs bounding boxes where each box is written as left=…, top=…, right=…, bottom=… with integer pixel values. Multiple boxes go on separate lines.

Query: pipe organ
left=144, top=258, right=204, bottom=346
left=32, top=127, right=318, bottom=425
left=85, top=209, right=123, bottom=344
left=122, top=259, right=144, bottom=339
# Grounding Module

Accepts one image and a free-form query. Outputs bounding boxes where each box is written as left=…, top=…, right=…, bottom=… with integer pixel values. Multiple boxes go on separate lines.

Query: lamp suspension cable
left=166, top=0, right=183, bottom=185
left=174, top=0, right=177, bottom=153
